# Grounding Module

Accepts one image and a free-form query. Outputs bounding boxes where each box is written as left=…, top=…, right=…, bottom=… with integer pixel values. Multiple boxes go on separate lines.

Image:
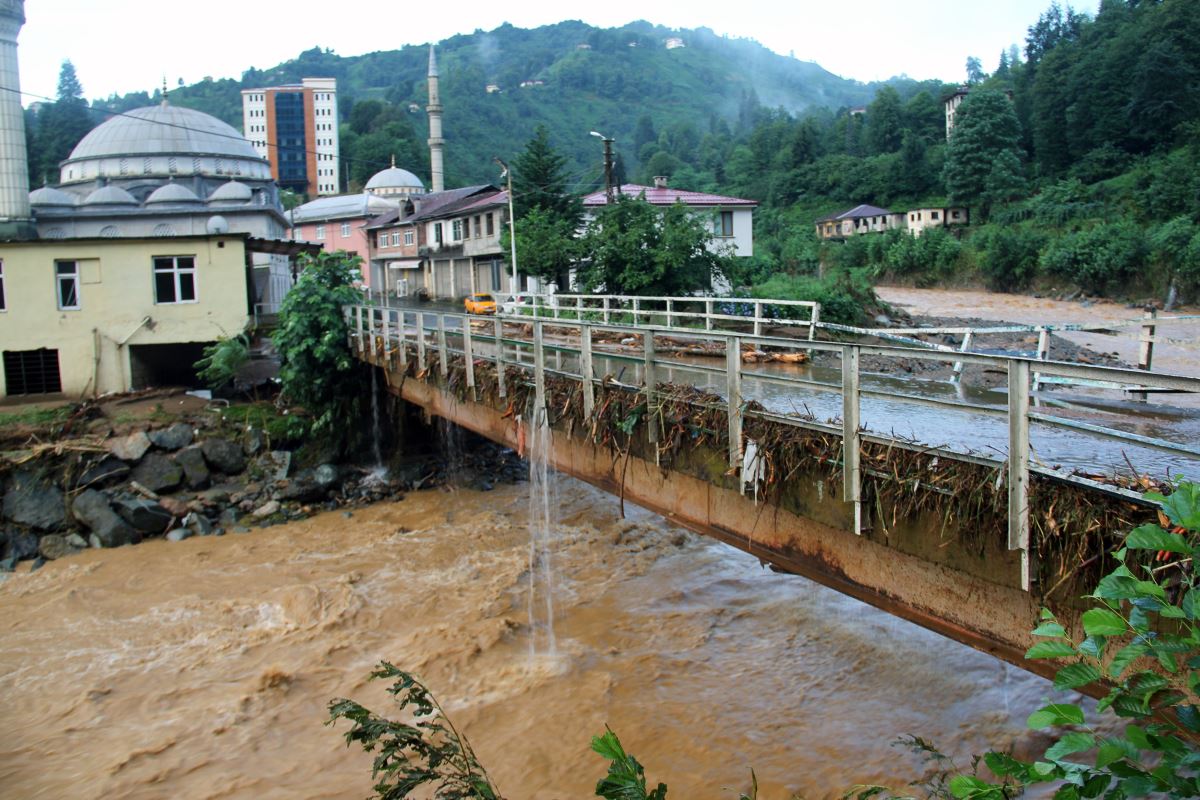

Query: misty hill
left=92, top=20, right=898, bottom=187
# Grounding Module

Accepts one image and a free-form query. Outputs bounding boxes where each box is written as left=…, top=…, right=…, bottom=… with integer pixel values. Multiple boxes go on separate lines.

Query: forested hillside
left=28, top=20, right=886, bottom=190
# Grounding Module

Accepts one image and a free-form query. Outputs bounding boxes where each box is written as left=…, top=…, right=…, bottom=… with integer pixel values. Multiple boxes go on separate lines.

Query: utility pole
left=494, top=157, right=518, bottom=293
left=590, top=131, right=615, bottom=204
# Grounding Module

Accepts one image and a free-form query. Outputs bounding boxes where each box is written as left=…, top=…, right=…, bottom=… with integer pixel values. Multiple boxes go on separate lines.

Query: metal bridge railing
left=345, top=304, right=1200, bottom=593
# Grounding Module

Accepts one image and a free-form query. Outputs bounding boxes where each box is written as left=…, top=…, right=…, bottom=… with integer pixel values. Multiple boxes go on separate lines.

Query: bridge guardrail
left=345, top=303, right=1200, bottom=593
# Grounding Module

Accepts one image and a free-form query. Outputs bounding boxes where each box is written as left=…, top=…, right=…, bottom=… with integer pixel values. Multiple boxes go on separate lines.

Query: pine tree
left=943, top=89, right=1026, bottom=219
left=512, top=125, right=579, bottom=224
left=33, top=61, right=95, bottom=184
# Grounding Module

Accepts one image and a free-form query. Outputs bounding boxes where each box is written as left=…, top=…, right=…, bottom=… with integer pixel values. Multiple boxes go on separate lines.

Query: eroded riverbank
left=0, top=478, right=1084, bottom=799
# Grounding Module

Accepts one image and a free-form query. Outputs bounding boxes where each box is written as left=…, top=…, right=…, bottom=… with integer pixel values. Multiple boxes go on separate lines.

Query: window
left=316, top=225, right=326, bottom=240
left=341, top=222, right=351, bottom=238
left=952, top=210, right=961, bottom=219
left=486, top=213, right=494, bottom=236
left=434, top=223, right=443, bottom=244
left=452, top=220, right=464, bottom=240
left=931, top=211, right=940, bottom=221
left=56, top=261, right=80, bottom=310
left=3, top=349, right=62, bottom=395
left=404, top=230, right=414, bottom=246
left=473, top=215, right=481, bottom=237
left=715, top=211, right=734, bottom=237
left=0, top=260, right=4, bottom=311
left=391, top=232, right=400, bottom=246
left=153, top=256, right=197, bottom=304
left=378, top=233, right=387, bottom=248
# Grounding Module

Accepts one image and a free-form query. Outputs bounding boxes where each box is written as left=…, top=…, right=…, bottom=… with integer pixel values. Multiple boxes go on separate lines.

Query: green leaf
left=1125, top=725, right=1153, bottom=750
left=1045, top=732, right=1096, bottom=763
left=1125, top=524, right=1191, bottom=554
left=1029, top=703, right=1085, bottom=730
left=1147, top=483, right=1200, bottom=530
left=1095, top=737, right=1137, bottom=768
left=1183, top=589, right=1199, bottom=620
left=1108, top=643, right=1147, bottom=678
left=1082, top=608, right=1126, bottom=637
left=1033, top=622, right=1069, bottom=638
left=984, top=751, right=1028, bottom=777
left=1027, top=641, right=1078, bottom=659
left=1054, top=663, right=1101, bottom=691
left=1077, top=636, right=1106, bottom=660
left=948, top=775, right=997, bottom=799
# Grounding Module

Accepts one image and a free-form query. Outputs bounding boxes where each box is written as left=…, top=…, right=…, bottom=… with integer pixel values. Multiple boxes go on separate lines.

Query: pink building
left=287, top=192, right=399, bottom=284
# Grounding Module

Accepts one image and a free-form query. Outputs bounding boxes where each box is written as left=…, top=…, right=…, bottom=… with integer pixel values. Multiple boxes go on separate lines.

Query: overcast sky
left=17, top=0, right=1099, bottom=104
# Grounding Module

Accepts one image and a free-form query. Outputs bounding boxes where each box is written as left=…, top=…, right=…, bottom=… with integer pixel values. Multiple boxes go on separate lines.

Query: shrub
left=977, top=225, right=1046, bottom=292
left=194, top=334, right=249, bottom=391
left=1040, top=220, right=1148, bottom=295
left=750, top=268, right=876, bottom=326
left=881, top=227, right=962, bottom=285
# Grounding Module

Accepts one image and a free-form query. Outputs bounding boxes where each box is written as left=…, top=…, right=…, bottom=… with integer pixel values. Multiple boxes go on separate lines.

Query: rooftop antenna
left=161, top=75, right=169, bottom=107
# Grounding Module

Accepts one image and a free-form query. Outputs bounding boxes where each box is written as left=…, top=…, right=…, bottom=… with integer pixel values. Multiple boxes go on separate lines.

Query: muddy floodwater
left=1, top=477, right=1086, bottom=799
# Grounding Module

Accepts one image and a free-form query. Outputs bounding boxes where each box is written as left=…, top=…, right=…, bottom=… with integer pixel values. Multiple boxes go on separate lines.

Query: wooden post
left=1135, top=308, right=1157, bottom=402
left=1008, top=359, right=1031, bottom=592
left=644, top=330, right=658, bottom=447
left=753, top=301, right=763, bottom=337
left=416, top=312, right=426, bottom=372
left=436, top=315, right=448, bottom=378
left=726, top=335, right=743, bottom=469
left=580, top=324, right=595, bottom=417
left=463, top=318, right=476, bottom=399
left=494, top=315, right=506, bottom=397
left=842, top=345, right=862, bottom=535
left=533, top=321, right=546, bottom=424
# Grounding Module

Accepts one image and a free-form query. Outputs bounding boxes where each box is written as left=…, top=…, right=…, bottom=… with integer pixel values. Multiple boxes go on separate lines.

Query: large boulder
left=201, top=438, right=245, bottom=475
left=174, top=446, right=211, bottom=490
left=2, top=471, right=66, bottom=530
left=2, top=529, right=38, bottom=561
left=77, top=455, right=131, bottom=488
left=131, top=453, right=184, bottom=494
left=72, top=489, right=136, bottom=547
left=38, top=534, right=75, bottom=560
left=149, top=423, right=194, bottom=451
left=112, top=497, right=173, bottom=534
left=261, top=451, right=292, bottom=481
left=107, top=431, right=152, bottom=462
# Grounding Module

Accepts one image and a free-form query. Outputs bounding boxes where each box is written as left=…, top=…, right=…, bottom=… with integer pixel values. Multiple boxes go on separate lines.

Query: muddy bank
left=0, top=476, right=1106, bottom=799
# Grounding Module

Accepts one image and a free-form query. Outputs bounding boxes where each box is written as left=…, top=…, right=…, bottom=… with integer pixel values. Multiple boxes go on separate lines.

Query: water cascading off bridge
left=348, top=297, right=1200, bottom=687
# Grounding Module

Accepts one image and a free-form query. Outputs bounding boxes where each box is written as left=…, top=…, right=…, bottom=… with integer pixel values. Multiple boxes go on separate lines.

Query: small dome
left=146, top=182, right=201, bottom=204
left=365, top=165, right=425, bottom=193
left=209, top=180, right=253, bottom=203
left=29, top=186, right=77, bottom=207
left=84, top=185, right=138, bottom=206
left=206, top=215, right=230, bottom=234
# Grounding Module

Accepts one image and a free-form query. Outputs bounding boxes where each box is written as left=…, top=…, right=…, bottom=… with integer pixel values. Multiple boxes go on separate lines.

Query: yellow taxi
left=463, top=293, right=497, bottom=314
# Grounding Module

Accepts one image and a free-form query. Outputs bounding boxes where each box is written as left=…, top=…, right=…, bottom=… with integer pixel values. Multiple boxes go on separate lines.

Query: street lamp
left=493, top=157, right=519, bottom=294
left=590, top=131, right=615, bottom=204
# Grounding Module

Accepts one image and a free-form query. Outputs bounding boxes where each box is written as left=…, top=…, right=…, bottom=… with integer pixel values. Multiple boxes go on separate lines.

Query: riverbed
left=0, top=477, right=1082, bottom=799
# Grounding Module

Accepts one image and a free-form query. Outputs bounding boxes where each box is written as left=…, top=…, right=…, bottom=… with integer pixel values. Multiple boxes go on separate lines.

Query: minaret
left=426, top=44, right=445, bottom=193
left=0, top=0, right=35, bottom=240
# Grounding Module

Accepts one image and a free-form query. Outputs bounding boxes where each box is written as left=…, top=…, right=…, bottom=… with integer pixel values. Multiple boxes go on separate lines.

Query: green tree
left=965, top=55, right=986, bottom=85
left=504, top=207, right=581, bottom=288
left=512, top=125, right=580, bottom=224
left=273, top=251, right=368, bottom=441
left=943, top=89, right=1026, bottom=219
left=865, top=86, right=905, bottom=154
left=32, top=61, right=94, bottom=186
left=577, top=195, right=728, bottom=296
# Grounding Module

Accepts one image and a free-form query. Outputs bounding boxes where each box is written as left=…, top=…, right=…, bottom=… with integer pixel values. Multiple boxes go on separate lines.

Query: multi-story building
left=815, top=205, right=906, bottom=240
left=241, top=78, right=340, bottom=197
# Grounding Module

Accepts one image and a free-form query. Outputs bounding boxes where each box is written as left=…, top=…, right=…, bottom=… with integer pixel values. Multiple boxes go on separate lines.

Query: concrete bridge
left=347, top=299, right=1200, bottom=683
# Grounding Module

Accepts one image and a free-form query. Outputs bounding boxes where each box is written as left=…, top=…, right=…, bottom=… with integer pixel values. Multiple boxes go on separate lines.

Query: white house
left=581, top=177, right=756, bottom=257
left=906, top=207, right=970, bottom=236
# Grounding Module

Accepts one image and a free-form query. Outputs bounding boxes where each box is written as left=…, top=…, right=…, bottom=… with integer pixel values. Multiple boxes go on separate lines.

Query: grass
left=0, top=404, right=70, bottom=429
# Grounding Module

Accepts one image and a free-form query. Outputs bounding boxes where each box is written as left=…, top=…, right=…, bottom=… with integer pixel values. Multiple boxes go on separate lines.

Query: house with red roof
left=581, top=177, right=758, bottom=258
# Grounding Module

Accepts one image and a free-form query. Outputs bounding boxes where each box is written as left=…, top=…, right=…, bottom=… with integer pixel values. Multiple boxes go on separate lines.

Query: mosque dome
left=146, top=181, right=201, bottom=204
left=365, top=160, right=425, bottom=196
left=59, top=103, right=270, bottom=185
left=209, top=180, right=253, bottom=203
left=83, top=185, right=138, bottom=206
left=29, top=186, right=77, bottom=207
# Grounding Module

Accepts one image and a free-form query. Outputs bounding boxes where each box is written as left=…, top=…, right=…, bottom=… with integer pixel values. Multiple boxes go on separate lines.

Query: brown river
left=0, top=476, right=1080, bottom=799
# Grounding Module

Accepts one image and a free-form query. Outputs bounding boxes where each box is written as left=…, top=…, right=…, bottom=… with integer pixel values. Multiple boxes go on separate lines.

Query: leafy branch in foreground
left=327, top=662, right=502, bottom=800
left=592, top=727, right=668, bottom=800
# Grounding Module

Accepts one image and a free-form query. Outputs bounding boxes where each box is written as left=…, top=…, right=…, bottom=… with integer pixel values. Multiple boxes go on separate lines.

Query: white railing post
left=463, top=317, right=475, bottom=399
left=809, top=303, right=820, bottom=341
left=633, top=297, right=641, bottom=326
left=416, top=311, right=426, bottom=372
left=726, top=335, right=742, bottom=469
left=533, top=320, right=546, bottom=424
left=644, top=330, right=658, bottom=448
left=437, top=314, right=448, bottom=377
left=665, top=299, right=674, bottom=329
left=576, top=295, right=583, bottom=322
left=355, top=306, right=364, bottom=353
left=952, top=330, right=973, bottom=384
left=705, top=299, right=714, bottom=331
left=397, top=310, right=408, bottom=370
left=1032, top=327, right=1050, bottom=393
left=1135, top=308, right=1157, bottom=401
left=580, top=323, right=595, bottom=417
left=1008, top=359, right=1031, bottom=592
left=754, top=301, right=763, bottom=337
left=842, top=345, right=862, bottom=535
left=603, top=297, right=611, bottom=324
left=494, top=315, right=506, bottom=397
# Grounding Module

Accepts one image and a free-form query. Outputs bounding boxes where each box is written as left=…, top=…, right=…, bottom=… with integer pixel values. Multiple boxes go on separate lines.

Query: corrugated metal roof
left=815, top=204, right=894, bottom=222
left=289, top=192, right=399, bottom=224
left=582, top=184, right=757, bottom=208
